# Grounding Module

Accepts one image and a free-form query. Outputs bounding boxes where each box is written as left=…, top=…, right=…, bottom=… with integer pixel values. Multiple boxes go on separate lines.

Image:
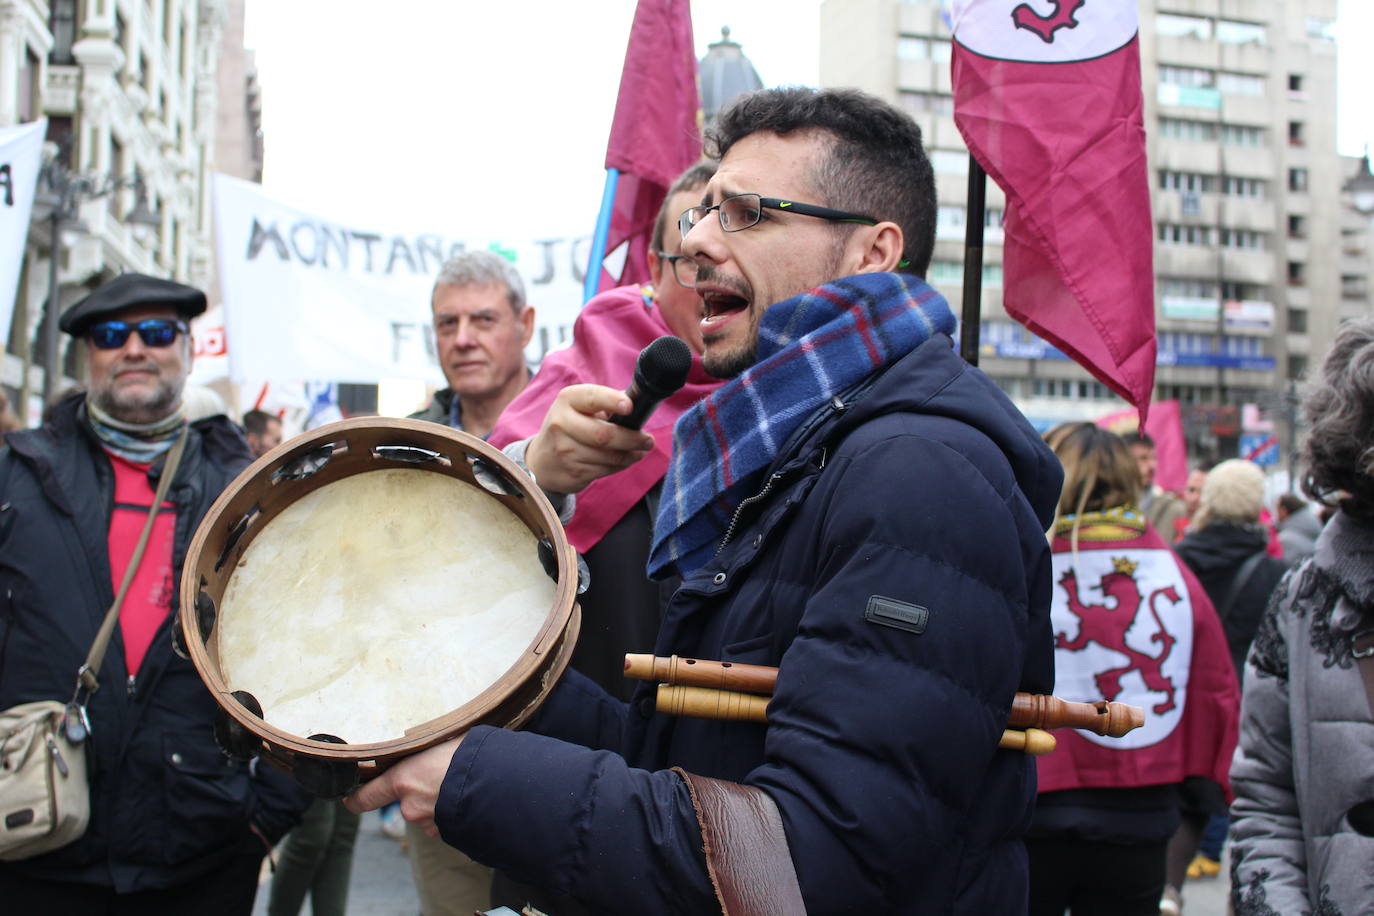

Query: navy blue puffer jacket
left=436, top=336, right=1061, bottom=913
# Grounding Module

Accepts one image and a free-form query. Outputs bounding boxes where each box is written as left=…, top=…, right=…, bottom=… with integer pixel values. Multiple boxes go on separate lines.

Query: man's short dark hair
left=706, top=87, right=937, bottom=277
left=651, top=160, right=718, bottom=253
left=242, top=409, right=278, bottom=436
left=1122, top=431, right=1155, bottom=449
left=1277, top=493, right=1307, bottom=516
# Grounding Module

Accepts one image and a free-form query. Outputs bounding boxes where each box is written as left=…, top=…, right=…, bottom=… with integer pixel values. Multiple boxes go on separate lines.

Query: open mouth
left=702, top=291, right=749, bottom=323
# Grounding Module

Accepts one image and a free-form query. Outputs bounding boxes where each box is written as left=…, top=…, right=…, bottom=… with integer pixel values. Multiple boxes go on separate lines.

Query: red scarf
left=1038, top=509, right=1240, bottom=797
left=488, top=285, right=721, bottom=553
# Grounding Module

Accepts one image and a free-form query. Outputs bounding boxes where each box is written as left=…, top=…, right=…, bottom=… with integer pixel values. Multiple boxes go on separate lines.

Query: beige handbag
left=0, top=428, right=187, bottom=860
left=0, top=701, right=90, bottom=860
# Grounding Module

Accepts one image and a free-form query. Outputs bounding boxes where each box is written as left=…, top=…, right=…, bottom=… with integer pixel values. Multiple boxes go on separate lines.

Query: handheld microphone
left=611, top=336, right=693, bottom=430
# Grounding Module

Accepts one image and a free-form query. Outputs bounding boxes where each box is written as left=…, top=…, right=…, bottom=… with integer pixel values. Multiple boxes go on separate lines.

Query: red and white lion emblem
left=1050, top=549, right=1193, bottom=748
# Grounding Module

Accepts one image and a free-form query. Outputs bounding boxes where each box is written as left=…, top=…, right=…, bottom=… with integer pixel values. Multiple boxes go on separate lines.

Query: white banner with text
left=212, top=174, right=591, bottom=384
left=0, top=120, right=46, bottom=349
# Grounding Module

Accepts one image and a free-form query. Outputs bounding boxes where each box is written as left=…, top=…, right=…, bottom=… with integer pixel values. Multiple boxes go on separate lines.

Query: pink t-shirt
left=106, top=451, right=177, bottom=677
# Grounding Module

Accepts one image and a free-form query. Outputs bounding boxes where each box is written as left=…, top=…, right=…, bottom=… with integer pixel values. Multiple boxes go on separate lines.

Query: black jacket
left=0, top=395, right=309, bottom=892
left=1175, top=522, right=1288, bottom=680
left=436, top=336, right=1063, bottom=913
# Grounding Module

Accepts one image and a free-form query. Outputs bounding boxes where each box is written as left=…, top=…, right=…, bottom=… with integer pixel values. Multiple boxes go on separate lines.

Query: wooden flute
left=625, top=654, right=1146, bottom=757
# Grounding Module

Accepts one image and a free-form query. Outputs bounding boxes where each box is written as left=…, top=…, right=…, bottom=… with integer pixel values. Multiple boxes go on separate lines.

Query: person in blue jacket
left=348, top=87, right=1061, bottom=915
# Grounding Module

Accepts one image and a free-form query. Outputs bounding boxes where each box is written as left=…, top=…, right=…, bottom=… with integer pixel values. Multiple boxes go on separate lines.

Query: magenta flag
left=599, top=0, right=703, bottom=292
left=1098, top=399, right=1188, bottom=494
left=951, top=0, right=1156, bottom=420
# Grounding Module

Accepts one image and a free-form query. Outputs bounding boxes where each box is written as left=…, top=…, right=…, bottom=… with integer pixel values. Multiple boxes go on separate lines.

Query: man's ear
left=850, top=221, right=906, bottom=275
left=646, top=247, right=665, bottom=289
left=519, top=305, right=536, bottom=347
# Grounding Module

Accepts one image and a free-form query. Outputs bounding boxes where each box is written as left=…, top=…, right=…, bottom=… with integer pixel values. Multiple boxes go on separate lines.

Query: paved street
left=254, top=810, right=419, bottom=916
left=252, top=810, right=1232, bottom=915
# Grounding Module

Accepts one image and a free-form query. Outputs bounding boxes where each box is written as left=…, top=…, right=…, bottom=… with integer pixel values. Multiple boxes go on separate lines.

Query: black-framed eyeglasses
left=678, top=193, right=878, bottom=241
left=87, top=318, right=189, bottom=350
left=654, top=250, right=694, bottom=288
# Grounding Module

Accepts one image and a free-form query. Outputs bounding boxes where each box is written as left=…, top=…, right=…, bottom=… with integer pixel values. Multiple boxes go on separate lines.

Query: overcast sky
left=243, top=0, right=1373, bottom=240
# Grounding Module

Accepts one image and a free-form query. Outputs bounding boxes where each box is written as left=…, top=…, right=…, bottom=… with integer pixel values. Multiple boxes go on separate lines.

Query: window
left=1289, top=168, right=1309, bottom=192
left=898, top=36, right=952, bottom=62
left=1157, top=14, right=1211, bottom=39
left=1158, top=224, right=1212, bottom=246
left=1216, top=20, right=1266, bottom=44
left=898, top=91, right=953, bottom=116
left=1159, top=118, right=1218, bottom=142
left=930, top=149, right=968, bottom=175
left=1288, top=214, right=1307, bottom=238
left=1288, top=73, right=1304, bottom=93
left=1219, top=229, right=1264, bottom=250
left=1222, top=176, right=1263, bottom=198
left=1287, top=262, right=1306, bottom=286
left=1221, top=124, right=1263, bottom=147
left=1161, top=277, right=1216, bottom=298
left=1218, top=72, right=1265, bottom=96
left=1159, top=170, right=1215, bottom=193
left=49, top=0, right=77, bottom=64
left=1159, top=65, right=1214, bottom=88
left=1306, top=18, right=1335, bottom=41
left=1288, top=307, right=1308, bottom=332
left=1288, top=355, right=1307, bottom=380
left=1288, top=121, right=1305, bottom=146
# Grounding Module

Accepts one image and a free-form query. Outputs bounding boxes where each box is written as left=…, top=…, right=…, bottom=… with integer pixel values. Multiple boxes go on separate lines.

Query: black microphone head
left=634, top=336, right=693, bottom=398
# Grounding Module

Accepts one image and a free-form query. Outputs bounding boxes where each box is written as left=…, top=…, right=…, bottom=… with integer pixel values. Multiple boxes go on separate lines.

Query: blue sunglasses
left=87, top=318, right=189, bottom=350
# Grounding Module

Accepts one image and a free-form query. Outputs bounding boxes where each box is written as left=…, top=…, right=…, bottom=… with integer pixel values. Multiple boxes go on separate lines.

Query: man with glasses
left=0, top=273, right=309, bottom=913
left=350, top=88, right=1060, bottom=914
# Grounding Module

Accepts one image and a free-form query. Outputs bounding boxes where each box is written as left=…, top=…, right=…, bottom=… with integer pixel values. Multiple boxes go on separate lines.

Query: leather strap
left=675, top=768, right=807, bottom=916
left=76, top=427, right=189, bottom=695
left=1216, top=550, right=1268, bottom=623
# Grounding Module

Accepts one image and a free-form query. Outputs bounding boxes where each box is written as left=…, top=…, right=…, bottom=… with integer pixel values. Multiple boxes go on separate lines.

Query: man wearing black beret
left=0, top=273, right=310, bottom=913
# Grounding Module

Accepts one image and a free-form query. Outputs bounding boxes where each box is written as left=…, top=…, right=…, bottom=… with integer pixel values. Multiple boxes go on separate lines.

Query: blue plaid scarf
left=648, top=272, right=956, bottom=579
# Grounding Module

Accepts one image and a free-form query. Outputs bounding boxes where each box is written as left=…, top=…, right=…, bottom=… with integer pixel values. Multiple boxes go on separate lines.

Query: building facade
left=1, top=0, right=231, bottom=421
left=819, top=0, right=1349, bottom=464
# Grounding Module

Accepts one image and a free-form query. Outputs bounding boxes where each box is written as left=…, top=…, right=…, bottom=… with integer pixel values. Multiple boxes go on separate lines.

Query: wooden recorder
left=624, top=654, right=1146, bottom=758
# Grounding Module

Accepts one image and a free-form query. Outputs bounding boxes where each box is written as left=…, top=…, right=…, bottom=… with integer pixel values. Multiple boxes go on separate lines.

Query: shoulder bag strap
left=74, top=427, right=190, bottom=697
left=674, top=768, right=807, bottom=916
left=1215, top=550, right=1269, bottom=623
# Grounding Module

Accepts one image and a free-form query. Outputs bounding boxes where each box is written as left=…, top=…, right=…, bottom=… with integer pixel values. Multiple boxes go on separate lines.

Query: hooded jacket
left=1229, top=511, right=1374, bottom=915
left=0, top=395, right=309, bottom=892
left=1176, top=522, right=1289, bottom=680
left=432, top=335, right=1062, bottom=914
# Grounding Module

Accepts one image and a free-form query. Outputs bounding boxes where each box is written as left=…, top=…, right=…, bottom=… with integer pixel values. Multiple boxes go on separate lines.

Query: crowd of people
left=1, top=85, right=1371, bottom=916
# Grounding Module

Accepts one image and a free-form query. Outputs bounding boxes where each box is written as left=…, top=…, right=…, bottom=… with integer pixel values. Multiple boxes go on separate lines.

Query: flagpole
left=960, top=155, right=987, bottom=366
left=583, top=168, right=621, bottom=303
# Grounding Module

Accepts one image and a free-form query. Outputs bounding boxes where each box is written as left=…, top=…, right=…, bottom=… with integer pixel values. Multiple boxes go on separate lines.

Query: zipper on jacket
left=127, top=674, right=137, bottom=698
left=717, top=471, right=785, bottom=555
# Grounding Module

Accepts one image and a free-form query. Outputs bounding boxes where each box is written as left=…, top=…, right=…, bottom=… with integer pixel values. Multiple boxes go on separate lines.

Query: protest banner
left=212, top=174, right=587, bottom=384
left=0, top=120, right=46, bottom=349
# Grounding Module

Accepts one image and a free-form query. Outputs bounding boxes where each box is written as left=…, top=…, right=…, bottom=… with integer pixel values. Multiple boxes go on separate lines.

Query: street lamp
left=35, top=152, right=161, bottom=403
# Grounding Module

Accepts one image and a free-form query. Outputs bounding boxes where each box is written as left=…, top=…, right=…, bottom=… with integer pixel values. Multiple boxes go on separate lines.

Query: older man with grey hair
left=410, top=250, right=535, bottom=439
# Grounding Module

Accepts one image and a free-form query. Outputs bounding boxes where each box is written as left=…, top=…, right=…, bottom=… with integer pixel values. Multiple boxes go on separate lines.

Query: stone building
left=0, top=0, right=239, bottom=419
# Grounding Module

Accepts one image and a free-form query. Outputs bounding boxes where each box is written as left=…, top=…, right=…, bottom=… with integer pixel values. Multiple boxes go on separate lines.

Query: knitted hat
left=1194, top=459, right=1265, bottom=529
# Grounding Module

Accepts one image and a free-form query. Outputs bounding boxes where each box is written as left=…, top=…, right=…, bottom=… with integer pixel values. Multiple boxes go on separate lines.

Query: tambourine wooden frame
left=179, top=417, right=581, bottom=775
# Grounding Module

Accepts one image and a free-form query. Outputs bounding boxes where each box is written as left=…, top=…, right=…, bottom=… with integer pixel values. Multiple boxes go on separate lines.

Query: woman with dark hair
left=1229, top=317, right=1374, bottom=914
left=1026, top=423, right=1238, bottom=916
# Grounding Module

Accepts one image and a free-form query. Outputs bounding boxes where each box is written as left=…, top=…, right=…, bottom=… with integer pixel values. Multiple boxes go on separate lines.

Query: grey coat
left=1229, top=511, right=1374, bottom=916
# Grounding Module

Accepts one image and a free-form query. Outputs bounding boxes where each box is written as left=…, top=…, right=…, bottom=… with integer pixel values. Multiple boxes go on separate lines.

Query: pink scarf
left=488, top=285, right=721, bottom=552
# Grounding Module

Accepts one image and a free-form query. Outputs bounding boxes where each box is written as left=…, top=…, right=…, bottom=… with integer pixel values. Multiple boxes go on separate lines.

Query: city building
left=0, top=0, right=234, bottom=421
left=819, top=0, right=1347, bottom=464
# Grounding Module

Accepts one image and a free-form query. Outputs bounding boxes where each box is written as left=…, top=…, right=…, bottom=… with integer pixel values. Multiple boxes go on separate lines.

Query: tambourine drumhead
left=216, top=467, right=555, bottom=745
left=179, top=418, right=579, bottom=787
